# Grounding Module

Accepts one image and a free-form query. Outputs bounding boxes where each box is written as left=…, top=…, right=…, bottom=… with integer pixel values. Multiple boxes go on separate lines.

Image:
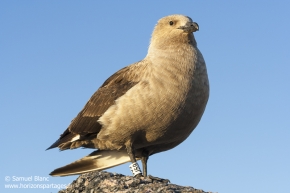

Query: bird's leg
left=141, top=150, right=149, bottom=177
left=140, top=150, right=170, bottom=183
left=126, top=142, right=142, bottom=177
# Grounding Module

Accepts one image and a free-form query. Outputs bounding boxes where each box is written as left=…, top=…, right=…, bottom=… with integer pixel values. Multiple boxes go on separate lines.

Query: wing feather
left=47, top=61, right=147, bottom=149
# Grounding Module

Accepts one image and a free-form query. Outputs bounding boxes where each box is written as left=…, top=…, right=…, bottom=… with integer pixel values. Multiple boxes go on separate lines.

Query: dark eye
left=169, top=21, right=174, bottom=26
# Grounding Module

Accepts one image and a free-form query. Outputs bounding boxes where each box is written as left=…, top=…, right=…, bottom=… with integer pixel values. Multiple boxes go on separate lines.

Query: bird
left=47, top=14, right=209, bottom=177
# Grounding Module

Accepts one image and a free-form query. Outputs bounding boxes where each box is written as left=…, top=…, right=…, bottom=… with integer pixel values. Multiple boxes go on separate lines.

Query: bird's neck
left=148, top=32, right=196, bottom=50
left=147, top=33, right=196, bottom=62
left=147, top=38, right=196, bottom=67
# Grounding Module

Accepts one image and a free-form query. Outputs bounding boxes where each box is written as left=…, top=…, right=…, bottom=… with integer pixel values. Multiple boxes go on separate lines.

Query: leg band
left=129, top=162, right=142, bottom=176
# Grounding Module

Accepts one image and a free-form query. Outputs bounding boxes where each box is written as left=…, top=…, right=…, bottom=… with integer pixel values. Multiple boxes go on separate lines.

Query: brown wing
left=47, top=61, right=145, bottom=150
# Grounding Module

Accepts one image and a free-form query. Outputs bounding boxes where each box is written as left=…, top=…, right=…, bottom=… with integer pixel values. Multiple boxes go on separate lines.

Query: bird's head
left=149, top=14, right=199, bottom=50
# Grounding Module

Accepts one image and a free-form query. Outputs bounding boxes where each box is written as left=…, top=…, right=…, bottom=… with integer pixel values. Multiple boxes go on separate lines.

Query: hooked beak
left=178, top=22, right=199, bottom=33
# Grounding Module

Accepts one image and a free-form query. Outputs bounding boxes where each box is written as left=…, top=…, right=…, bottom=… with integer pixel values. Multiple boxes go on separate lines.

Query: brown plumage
left=47, top=14, right=209, bottom=177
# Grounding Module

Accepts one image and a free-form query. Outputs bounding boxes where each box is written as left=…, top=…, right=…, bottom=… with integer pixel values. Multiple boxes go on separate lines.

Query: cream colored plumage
left=47, top=14, right=209, bottom=177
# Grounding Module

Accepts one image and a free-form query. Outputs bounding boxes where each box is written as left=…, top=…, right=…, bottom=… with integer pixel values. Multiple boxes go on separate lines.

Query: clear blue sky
left=1, top=1, right=289, bottom=193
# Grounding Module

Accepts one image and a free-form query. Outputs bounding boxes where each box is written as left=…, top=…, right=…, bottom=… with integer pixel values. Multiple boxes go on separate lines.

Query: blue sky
left=1, top=1, right=290, bottom=193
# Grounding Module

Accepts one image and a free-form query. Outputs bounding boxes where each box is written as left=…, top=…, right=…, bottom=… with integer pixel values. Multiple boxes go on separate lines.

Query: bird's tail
left=50, top=150, right=133, bottom=176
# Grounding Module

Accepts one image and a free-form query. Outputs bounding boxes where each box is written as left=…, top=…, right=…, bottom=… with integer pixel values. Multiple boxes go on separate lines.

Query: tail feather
left=50, top=150, right=135, bottom=176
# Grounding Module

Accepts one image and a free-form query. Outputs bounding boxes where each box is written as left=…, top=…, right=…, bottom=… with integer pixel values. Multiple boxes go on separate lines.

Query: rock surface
left=59, top=171, right=214, bottom=193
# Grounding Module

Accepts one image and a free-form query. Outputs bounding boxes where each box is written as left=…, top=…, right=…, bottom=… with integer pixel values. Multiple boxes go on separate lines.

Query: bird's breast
left=139, top=50, right=209, bottom=145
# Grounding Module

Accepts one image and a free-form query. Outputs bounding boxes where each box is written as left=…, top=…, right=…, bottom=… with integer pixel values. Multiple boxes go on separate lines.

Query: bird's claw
left=148, top=175, right=170, bottom=184
left=134, top=173, right=143, bottom=178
